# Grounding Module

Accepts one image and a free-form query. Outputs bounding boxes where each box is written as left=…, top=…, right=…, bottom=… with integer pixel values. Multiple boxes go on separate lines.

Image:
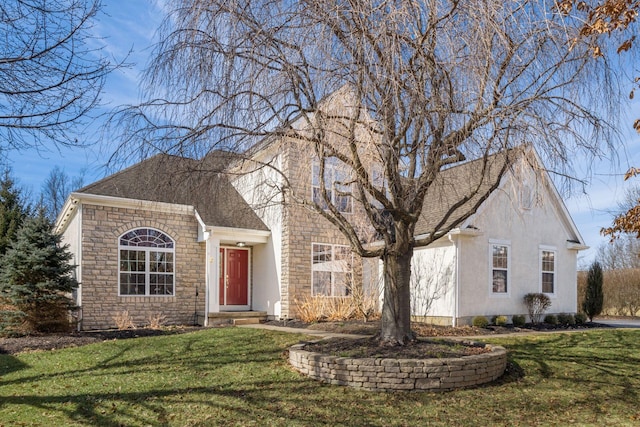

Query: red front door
left=219, top=248, right=249, bottom=306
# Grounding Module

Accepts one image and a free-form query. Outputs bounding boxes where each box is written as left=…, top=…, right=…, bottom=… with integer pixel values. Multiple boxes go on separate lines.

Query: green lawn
left=1, top=328, right=639, bottom=426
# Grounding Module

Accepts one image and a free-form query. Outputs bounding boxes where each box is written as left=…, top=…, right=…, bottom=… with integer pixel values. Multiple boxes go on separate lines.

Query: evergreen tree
left=0, top=214, right=78, bottom=333
left=0, top=169, right=29, bottom=255
left=582, top=261, right=604, bottom=322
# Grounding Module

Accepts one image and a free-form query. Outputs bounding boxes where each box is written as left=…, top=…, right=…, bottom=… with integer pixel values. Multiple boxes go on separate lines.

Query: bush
left=577, top=268, right=640, bottom=317
left=472, top=316, right=489, bottom=328
left=544, top=314, right=558, bottom=325
left=512, top=314, right=526, bottom=327
left=294, top=296, right=362, bottom=323
left=583, top=261, right=604, bottom=321
left=147, top=313, right=167, bottom=329
left=113, top=310, right=136, bottom=330
left=524, top=293, right=551, bottom=324
left=492, top=315, right=507, bottom=326
left=294, top=297, right=326, bottom=323
left=575, top=312, right=588, bottom=324
left=557, top=313, right=575, bottom=326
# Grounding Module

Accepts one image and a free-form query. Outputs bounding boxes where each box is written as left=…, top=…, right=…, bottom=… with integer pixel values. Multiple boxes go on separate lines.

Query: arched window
left=118, top=228, right=175, bottom=296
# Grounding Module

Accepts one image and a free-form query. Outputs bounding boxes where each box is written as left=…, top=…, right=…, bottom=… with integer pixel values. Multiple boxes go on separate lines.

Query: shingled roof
left=414, top=148, right=519, bottom=237
left=77, top=152, right=268, bottom=231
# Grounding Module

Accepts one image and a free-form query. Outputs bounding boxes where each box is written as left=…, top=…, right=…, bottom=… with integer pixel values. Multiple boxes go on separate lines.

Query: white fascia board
left=567, top=242, right=590, bottom=251
left=70, top=192, right=194, bottom=214
left=447, top=227, right=484, bottom=237
left=194, top=209, right=210, bottom=242
left=55, top=196, right=81, bottom=234
left=528, top=147, right=587, bottom=246
left=364, top=227, right=483, bottom=251
left=55, top=192, right=196, bottom=236
left=206, top=225, right=270, bottom=245
left=414, top=227, right=483, bottom=247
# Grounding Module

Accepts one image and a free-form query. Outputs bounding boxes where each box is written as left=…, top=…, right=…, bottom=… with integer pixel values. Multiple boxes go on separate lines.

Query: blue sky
left=6, top=0, right=640, bottom=266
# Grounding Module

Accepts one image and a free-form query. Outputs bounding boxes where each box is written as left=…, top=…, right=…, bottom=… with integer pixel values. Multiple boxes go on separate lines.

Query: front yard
left=1, top=327, right=638, bottom=426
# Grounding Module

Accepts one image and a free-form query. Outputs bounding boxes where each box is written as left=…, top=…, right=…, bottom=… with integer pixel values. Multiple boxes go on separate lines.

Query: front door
left=219, top=248, right=249, bottom=307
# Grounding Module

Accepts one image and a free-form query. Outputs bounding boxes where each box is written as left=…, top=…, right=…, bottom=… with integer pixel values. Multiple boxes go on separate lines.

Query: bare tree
left=41, top=166, right=85, bottom=221
left=112, top=1, right=621, bottom=345
left=0, top=0, right=112, bottom=150
left=598, top=185, right=640, bottom=269
left=410, top=252, right=452, bottom=320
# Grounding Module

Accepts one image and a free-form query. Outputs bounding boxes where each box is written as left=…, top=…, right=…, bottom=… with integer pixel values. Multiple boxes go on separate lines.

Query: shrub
left=492, top=315, right=507, bottom=326
left=324, top=297, right=356, bottom=321
left=582, top=261, right=604, bottom=322
left=575, top=312, right=588, bottom=324
left=524, top=293, right=551, bottom=324
left=0, top=301, right=25, bottom=336
left=512, top=314, right=526, bottom=327
left=113, top=310, right=136, bottom=330
left=147, top=313, right=167, bottom=329
left=472, top=316, right=489, bottom=328
left=557, top=313, right=575, bottom=325
left=577, top=268, right=640, bottom=317
left=544, top=314, right=558, bottom=325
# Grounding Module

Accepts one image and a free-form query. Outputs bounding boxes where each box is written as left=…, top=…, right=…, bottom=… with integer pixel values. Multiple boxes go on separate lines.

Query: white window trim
left=311, top=157, right=353, bottom=214
left=539, top=245, right=557, bottom=296
left=311, top=243, right=353, bottom=297
left=489, top=239, right=511, bottom=297
left=118, top=228, right=176, bottom=297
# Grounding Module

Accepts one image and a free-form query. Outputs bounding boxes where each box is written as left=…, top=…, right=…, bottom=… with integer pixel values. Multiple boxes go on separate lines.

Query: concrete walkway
left=238, top=323, right=369, bottom=339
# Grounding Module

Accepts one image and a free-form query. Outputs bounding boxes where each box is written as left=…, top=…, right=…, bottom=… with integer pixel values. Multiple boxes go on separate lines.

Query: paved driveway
left=595, top=318, right=640, bottom=328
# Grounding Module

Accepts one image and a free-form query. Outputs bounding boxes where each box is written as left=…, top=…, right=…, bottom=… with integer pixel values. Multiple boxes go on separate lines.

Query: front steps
left=200, top=311, right=268, bottom=326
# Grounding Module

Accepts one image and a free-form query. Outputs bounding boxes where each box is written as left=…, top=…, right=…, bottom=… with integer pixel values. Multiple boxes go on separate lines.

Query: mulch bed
left=0, top=326, right=206, bottom=355
left=304, top=336, right=490, bottom=359
left=264, top=319, right=607, bottom=337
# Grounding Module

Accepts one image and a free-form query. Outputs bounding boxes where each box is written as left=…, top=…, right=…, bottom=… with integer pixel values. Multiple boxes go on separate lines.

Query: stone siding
left=280, top=140, right=366, bottom=318
left=289, top=341, right=507, bottom=392
left=79, top=204, right=206, bottom=330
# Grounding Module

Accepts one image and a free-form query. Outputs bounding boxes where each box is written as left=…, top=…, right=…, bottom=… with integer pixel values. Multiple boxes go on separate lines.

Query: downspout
left=448, top=233, right=460, bottom=327
left=204, top=234, right=210, bottom=327
left=77, top=203, right=83, bottom=331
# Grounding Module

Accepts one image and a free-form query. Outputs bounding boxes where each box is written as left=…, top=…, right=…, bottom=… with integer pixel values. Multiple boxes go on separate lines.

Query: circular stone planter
left=289, top=340, right=507, bottom=392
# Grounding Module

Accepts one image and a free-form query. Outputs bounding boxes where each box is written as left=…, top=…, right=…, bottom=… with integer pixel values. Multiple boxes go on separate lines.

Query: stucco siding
left=456, top=174, right=579, bottom=321
left=411, top=242, right=456, bottom=319
left=231, top=151, right=284, bottom=317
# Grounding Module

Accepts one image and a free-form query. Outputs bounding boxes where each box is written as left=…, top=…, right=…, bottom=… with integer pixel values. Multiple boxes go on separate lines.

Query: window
left=370, top=164, right=389, bottom=209
left=541, top=249, right=555, bottom=294
left=520, top=183, right=533, bottom=210
left=491, top=243, right=509, bottom=293
left=312, top=157, right=352, bottom=213
left=119, top=228, right=175, bottom=296
left=312, top=243, right=353, bottom=296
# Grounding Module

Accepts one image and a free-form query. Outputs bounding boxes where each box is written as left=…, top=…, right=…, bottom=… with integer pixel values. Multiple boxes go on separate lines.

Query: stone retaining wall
left=289, top=341, right=507, bottom=392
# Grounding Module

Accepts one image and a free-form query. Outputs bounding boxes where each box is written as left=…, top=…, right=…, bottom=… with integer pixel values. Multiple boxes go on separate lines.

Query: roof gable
left=415, top=147, right=585, bottom=245
left=415, top=149, right=516, bottom=237
left=76, top=152, right=268, bottom=231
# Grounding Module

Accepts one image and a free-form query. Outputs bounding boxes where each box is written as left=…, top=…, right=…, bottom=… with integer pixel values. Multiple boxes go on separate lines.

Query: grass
left=1, top=328, right=639, bottom=426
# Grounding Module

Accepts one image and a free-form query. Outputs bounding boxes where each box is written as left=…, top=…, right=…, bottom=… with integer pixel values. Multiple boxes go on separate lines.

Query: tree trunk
left=380, top=225, right=415, bottom=345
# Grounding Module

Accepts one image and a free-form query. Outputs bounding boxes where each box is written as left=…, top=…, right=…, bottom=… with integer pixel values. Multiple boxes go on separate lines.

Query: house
left=408, top=149, right=588, bottom=325
left=56, top=110, right=587, bottom=330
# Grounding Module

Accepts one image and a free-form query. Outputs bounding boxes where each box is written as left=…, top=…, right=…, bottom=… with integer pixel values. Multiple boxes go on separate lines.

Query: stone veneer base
left=289, top=340, right=507, bottom=392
